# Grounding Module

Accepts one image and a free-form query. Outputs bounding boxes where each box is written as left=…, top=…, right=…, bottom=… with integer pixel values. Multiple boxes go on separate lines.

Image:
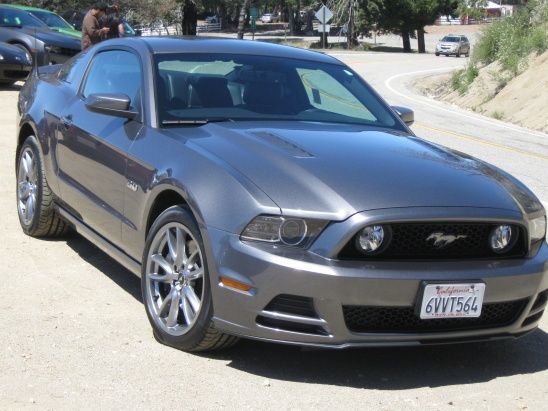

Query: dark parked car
left=0, top=4, right=80, bottom=66
left=16, top=38, right=547, bottom=352
left=0, top=41, right=31, bottom=85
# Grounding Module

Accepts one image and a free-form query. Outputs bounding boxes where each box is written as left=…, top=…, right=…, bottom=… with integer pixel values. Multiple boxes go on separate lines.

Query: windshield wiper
left=162, top=118, right=234, bottom=126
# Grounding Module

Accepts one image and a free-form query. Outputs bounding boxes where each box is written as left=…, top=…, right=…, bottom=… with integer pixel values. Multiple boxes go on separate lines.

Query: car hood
left=50, top=27, right=81, bottom=39
left=189, top=121, right=538, bottom=219
left=21, top=27, right=80, bottom=49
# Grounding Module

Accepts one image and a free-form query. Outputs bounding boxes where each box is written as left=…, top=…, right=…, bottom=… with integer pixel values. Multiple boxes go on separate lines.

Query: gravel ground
left=0, top=57, right=547, bottom=410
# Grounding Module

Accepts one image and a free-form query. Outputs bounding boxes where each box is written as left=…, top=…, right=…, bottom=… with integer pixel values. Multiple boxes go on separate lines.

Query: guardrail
left=197, top=22, right=221, bottom=33
left=138, top=26, right=178, bottom=36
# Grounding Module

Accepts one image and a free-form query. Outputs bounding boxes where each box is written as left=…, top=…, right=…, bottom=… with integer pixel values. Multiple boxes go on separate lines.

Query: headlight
left=355, top=225, right=391, bottom=255
left=240, top=215, right=327, bottom=247
left=530, top=216, right=546, bottom=242
left=0, top=54, right=3, bottom=61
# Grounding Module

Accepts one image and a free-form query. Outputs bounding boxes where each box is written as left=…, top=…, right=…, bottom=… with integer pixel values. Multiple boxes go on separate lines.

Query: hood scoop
left=250, top=131, right=314, bottom=158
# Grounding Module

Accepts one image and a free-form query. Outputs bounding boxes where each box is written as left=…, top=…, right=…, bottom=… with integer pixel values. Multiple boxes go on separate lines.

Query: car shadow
left=207, top=330, right=548, bottom=389
left=65, top=234, right=142, bottom=303
left=63, top=234, right=548, bottom=389
left=0, top=82, right=23, bottom=91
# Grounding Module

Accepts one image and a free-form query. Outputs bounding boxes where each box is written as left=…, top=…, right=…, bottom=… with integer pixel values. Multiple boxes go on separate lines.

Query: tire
left=435, top=52, right=439, bottom=56
left=456, top=52, right=460, bottom=58
left=16, top=135, right=68, bottom=237
left=142, top=206, right=239, bottom=352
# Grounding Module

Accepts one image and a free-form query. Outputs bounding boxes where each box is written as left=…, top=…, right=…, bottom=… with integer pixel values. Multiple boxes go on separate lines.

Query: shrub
left=472, top=0, right=547, bottom=74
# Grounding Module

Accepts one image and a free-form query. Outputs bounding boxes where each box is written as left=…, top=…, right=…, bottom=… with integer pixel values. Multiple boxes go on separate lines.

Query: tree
left=457, top=0, right=488, bottom=24
left=365, top=0, right=453, bottom=53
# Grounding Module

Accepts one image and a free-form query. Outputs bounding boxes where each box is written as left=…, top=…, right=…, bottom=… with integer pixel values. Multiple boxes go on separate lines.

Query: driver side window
left=82, top=50, right=142, bottom=110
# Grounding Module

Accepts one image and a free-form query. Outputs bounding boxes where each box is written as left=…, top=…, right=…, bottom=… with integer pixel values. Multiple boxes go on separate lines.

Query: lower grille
left=343, top=299, right=527, bottom=333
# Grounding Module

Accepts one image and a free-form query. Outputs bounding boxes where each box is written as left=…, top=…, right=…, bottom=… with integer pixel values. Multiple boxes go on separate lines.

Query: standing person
left=81, top=4, right=110, bottom=50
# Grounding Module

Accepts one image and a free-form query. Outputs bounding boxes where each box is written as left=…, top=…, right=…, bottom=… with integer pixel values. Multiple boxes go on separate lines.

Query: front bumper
left=0, top=62, right=31, bottom=82
left=436, top=48, right=459, bottom=55
left=206, top=225, right=548, bottom=348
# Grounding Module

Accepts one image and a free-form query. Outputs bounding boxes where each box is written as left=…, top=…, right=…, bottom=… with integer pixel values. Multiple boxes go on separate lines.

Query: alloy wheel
left=144, top=222, right=205, bottom=336
left=17, top=147, right=38, bottom=226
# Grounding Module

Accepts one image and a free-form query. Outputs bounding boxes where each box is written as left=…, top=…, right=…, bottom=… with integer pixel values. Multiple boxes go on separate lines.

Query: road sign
left=315, top=5, right=333, bottom=24
left=250, top=7, right=258, bottom=18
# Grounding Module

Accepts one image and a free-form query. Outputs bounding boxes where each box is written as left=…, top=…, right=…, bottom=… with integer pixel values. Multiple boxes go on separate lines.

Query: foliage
left=472, top=0, right=548, bottom=74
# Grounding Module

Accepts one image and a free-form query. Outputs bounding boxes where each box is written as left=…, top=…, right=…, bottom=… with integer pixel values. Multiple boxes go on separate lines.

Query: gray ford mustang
left=16, top=37, right=547, bottom=351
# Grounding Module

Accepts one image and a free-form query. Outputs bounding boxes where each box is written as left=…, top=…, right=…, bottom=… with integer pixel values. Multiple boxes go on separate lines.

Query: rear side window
left=82, top=49, right=142, bottom=107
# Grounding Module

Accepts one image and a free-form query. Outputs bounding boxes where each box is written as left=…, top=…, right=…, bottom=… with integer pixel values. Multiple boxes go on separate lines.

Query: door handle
left=61, top=115, right=73, bottom=129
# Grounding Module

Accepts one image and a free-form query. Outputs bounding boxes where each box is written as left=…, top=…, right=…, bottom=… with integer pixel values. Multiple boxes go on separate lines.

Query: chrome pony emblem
left=426, top=232, right=467, bottom=248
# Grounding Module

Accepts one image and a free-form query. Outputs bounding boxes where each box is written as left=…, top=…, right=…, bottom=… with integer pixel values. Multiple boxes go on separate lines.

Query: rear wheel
left=142, top=206, right=239, bottom=351
left=16, top=135, right=68, bottom=237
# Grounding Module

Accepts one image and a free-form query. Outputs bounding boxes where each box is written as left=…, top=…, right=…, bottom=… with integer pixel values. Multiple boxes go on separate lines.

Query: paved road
left=0, top=51, right=547, bottom=410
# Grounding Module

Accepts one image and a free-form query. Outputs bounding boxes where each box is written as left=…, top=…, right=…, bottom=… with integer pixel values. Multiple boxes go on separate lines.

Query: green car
left=11, top=4, right=81, bottom=39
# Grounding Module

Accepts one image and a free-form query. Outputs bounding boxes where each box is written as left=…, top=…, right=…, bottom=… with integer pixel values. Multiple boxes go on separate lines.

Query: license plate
left=418, top=283, right=485, bottom=319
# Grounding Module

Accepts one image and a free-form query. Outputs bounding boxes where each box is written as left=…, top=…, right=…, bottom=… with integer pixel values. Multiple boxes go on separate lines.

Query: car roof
left=6, top=4, right=49, bottom=12
left=118, top=36, right=344, bottom=65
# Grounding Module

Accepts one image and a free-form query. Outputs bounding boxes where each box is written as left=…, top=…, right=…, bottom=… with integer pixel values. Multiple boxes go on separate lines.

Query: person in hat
left=81, top=3, right=110, bottom=50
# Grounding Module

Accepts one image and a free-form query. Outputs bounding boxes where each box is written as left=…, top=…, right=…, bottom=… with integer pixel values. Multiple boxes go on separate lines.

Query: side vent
left=256, top=294, right=329, bottom=336
left=522, top=289, right=548, bottom=327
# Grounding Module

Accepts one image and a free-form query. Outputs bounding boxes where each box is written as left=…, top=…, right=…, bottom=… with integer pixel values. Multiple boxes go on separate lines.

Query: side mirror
left=85, top=93, right=138, bottom=119
left=391, top=105, right=414, bottom=126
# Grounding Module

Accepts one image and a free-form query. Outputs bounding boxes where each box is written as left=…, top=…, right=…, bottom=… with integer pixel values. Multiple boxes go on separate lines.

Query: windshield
left=155, top=53, right=401, bottom=129
left=29, top=10, right=74, bottom=30
left=441, top=36, right=460, bottom=43
left=0, top=8, right=48, bottom=28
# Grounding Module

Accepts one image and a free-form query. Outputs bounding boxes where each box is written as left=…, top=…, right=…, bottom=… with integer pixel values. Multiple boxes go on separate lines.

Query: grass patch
left=451, top=63, right=479, bottom=94
left=491, top=111, right=504, bottom=120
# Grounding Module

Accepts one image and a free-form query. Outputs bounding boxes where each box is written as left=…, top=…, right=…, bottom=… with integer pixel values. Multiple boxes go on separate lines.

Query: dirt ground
left=0, top=62, right=547, bottom=409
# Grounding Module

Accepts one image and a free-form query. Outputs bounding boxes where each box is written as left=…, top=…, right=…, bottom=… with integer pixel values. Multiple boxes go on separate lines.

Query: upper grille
left=343, top=299, right=527, bottom=333
left=339, top=222, right=526, bottom=260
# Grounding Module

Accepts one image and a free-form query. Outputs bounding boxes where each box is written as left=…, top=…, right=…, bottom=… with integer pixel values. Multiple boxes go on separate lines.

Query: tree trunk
left=237, top=0, right=250, bottom=39
left=181, top=0, right=197, bottom=36
left=402, top=30, right=411, bottom=53
left=417, top=28, right=426, bottom=53
left=347, top=0, right=354, bottom=50
left=288, top=6, right=295, bottom=35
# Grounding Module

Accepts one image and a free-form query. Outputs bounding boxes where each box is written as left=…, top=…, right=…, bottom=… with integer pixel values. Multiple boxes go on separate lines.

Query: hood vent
left=250, top=131, right=314, bottom=158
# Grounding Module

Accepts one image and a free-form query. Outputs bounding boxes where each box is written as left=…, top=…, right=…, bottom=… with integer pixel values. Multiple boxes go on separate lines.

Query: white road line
left=385, top=68, right=548, bottom=139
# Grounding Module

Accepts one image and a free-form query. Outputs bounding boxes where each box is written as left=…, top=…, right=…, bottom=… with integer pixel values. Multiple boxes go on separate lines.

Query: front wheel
left=142, top=206, right=239, bottom=351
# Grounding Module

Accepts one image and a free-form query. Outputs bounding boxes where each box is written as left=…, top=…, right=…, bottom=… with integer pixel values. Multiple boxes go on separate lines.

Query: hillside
left=415, top=51, right=548, bottom=133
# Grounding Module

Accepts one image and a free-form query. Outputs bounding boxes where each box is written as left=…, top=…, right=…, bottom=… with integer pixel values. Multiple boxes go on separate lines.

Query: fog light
left=489, top=225, right=513, bottom=253
left=357, top=225, right=386, bottom=254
